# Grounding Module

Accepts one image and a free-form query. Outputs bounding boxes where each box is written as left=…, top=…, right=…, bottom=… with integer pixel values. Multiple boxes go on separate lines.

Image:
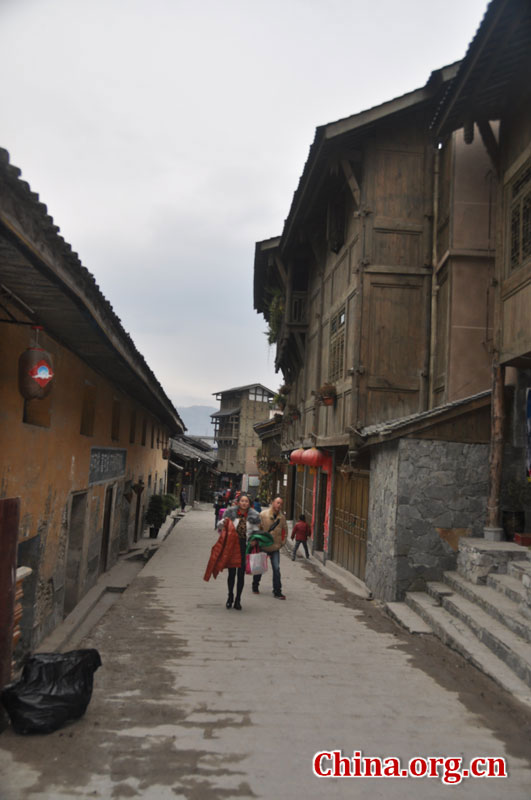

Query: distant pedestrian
left=291, top=514, right=311, bottom=560
left=213, top=495, right=222, bottom=529
left=253, top=496, right=288, bottom=599
left=253, top=497, right=262, bottom=513
left=180, top=488, right=186, bottom=512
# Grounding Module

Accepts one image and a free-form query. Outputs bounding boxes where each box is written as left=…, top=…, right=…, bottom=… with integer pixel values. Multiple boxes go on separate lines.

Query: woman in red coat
left=204, top=493, right=260, bottom=610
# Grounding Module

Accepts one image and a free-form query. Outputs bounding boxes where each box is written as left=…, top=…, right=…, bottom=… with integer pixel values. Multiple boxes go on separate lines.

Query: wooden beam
left=274, top=256, right=287, bottom=286
left=341, top=159, right=360, bottom=208
left=477, top=120, right=500, bottom=178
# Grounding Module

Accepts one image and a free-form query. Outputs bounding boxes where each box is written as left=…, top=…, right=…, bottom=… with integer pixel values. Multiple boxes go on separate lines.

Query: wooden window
left=129, top=408, right=136, bottom=444
left=23, top=396, right=51, bottom=428
left=141, top=417, right=147, bottom=446
left=508, top=159, right=531, bottom=273
left=111, top=398, right=121, bottom=441
left=329, top=307, right=346, bottom=383
left=80, top=382, right=96, bottom=436
left=150, top=423, right=155, bottom=448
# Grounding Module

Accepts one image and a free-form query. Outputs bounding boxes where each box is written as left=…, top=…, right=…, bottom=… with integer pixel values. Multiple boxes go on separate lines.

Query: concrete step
left=487, top=572, right=527, bottom=605
left=405, top=592, right=531, bottom=707
left=386, top=602, right=433, bottom=634
left=437, top=589, right=531, bottom=687
left=439, top=572, right=531, bottom=645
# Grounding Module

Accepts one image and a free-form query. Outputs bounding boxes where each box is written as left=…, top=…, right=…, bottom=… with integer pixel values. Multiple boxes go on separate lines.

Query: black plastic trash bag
left=1, top=648, right=102, bottom=735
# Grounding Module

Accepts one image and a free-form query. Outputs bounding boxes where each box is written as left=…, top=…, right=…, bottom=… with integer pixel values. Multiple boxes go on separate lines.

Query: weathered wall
left=365, top=442, right=399, bottom=601
left=395, top=439, right=489, bottom=599
left=366, top=438, right=489, bottom=601
left=1, top=319, right=172, bottom=652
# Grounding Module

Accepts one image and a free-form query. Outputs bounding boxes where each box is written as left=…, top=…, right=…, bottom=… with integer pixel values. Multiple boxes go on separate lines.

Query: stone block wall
left=365, top=442, right=399, bottom=601
left=366, top=438, right=489, bottom=601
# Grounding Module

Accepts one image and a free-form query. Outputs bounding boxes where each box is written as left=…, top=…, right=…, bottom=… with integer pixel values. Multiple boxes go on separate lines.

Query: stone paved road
left=1, top=506, right=531, bottom=799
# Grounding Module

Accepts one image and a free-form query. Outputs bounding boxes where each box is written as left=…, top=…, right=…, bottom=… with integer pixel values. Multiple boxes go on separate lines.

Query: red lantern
left=289, top=449, right=305, bottom=464
left=18, top=326, right=54, bottom=400
left=301, top=448, right=326, bottom=468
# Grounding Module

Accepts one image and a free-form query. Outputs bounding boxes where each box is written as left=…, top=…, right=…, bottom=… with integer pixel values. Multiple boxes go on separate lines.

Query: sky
left=0, top=0, right=488, bottom=411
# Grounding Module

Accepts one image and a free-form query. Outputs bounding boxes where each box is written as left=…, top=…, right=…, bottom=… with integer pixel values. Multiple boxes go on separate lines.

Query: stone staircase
left=387, top=538, right=531, bottom=707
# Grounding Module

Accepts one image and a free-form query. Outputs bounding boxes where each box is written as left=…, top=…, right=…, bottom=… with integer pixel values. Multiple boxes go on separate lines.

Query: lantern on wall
left=301, top=447, right=326, bottom=468
left=18, top=326, right=54, bottom=400
left=289, top=449, right=305, bottom=465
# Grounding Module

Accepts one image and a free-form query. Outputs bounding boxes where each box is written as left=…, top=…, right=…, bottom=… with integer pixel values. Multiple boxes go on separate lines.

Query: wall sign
left=89, top=448, right=127, bottom=485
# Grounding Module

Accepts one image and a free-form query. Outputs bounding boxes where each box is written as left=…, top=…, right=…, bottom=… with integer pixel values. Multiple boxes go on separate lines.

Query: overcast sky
left=0, top=0, right=487, bottom=410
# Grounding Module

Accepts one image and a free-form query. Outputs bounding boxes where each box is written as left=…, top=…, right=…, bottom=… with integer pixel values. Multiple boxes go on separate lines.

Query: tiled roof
left=360, top=390, right=491, bottom=439
left=212, top=383, right=274, bottom=396
left=211, top=407, right=241, bottom=419
left=170, top=436, right=217, bottom=465
left=0, top=148, right=184, bottom=433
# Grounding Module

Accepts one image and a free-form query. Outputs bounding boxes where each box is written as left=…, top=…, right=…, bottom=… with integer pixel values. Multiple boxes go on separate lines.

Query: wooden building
left=432, top=0, right=531, bottom=540
left=0, top=148, right=184, bottom=670
left=254, top=62, right=499, bottom=599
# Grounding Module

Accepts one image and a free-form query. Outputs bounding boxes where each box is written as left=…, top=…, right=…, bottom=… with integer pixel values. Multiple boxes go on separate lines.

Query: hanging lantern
left=18, top=326, right=54, bottom=400
left=301, top=447, right=325, bottom=468
left=289, top=448, right=305, bottom=465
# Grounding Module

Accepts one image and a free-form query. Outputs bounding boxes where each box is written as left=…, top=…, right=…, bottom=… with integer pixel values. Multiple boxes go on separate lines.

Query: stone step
left=439, top=572, right=531, bottom=645
left=487, top=572, right=527, bottom=605
left=457, top=537, right=531, bottom=585
left=508, top=560, right=531, bottom=581
left=439, top=590, right=531, bottom=687
left=386, top=602, right=433, bottom=634
left=405, top=592, right=531, bottom=708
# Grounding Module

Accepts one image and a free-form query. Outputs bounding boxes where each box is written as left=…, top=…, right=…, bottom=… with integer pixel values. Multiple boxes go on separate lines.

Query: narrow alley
left=1, top=505, right=530, bottom=800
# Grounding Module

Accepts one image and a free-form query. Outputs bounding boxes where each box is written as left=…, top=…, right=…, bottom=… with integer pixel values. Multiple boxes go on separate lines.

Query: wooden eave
left=431, top=0, right=531, bottom=138
left=360, top=392, right=491, bottom=448
left=253, top=237, right=281, bottom=316
left=0, top=150, right=184, bottom=433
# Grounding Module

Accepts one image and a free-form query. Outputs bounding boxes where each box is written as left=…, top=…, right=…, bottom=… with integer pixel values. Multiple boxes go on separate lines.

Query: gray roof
left=360, top=390, right=491, bottom=440
left=211, top=407, right=241, bottom=419
left=0, top=148, right=184, bottom=434
left=212, top=383, right=274, bottom=396
left=170, top=436, right=217, bottom=465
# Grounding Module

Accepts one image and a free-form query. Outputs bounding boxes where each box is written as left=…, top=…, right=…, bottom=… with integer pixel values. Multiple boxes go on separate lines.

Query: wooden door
left=331, top=470, right=369, bottom=580
left=99, top=487, right=114, bottom=574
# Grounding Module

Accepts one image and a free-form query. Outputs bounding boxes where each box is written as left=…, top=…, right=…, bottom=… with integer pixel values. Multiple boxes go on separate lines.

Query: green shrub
left=145, top=494, right=166, bottom=529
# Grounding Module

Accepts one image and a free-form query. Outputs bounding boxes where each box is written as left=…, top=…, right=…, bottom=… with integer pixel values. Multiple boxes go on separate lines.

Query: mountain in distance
left=178, top=405, right=217, bottom=436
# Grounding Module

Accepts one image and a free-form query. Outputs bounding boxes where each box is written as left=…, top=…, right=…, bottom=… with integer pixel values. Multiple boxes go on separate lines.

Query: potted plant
left=145, top=494, right=166, bottom=538
left=273, top=393, right=287, bottom=411
left=318, top=383, right=337, bottom=406
left=287, top=405, right=301, bottom=422
left=502, top=479, right=531, bottom=541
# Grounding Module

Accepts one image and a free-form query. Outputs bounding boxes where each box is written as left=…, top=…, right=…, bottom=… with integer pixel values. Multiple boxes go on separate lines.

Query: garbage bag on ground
left=1, top=648, right=102, bottom=735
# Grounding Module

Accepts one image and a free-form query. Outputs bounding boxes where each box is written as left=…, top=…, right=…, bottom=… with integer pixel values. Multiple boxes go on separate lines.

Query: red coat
left=203, top=518, right=242, bottom=581
left=291, top=521, right=311, bottom=541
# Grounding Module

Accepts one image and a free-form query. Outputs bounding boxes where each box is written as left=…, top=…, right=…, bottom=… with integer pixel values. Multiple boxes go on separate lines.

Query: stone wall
left=365, top=442, right=399, bottom=601
left=394, top=439, right=489, bottom=599
left=365, top=438, right=489, bottom=601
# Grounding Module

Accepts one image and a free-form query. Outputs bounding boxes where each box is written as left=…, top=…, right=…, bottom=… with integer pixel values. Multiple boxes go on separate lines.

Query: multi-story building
left=0, top=148, right=184, bottom=671
left=254, top=61, right=499, bottom=600
left=211, top=383, right=274, bottom=492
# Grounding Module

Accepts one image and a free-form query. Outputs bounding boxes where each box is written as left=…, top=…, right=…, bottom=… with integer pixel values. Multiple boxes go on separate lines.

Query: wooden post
left=0, top=498, right=20, bottom=689
left=485, top=363, right=505, bottom=539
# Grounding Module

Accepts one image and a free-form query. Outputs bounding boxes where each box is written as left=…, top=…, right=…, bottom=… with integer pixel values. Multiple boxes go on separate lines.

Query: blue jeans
left=253, top=550, right=282, bottom=596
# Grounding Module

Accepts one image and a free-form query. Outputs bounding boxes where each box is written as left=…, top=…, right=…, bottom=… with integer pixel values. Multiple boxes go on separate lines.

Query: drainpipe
left=428, top=147, right=440, bottom=408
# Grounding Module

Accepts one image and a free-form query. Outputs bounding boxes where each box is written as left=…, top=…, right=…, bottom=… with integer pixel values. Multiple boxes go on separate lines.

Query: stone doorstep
left=459, top=537, right=531, bottom=554
left=439, top=572, right=531, bottom=646
left=405, top=592, right=531, bottom=708
left=386, top=602, right=433, bottom=634
left=439, top=591, right=531, bottom=687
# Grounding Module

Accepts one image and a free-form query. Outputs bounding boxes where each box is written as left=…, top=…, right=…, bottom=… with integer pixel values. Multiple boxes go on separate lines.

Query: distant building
left=211, top=384, right=274, bottom=491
